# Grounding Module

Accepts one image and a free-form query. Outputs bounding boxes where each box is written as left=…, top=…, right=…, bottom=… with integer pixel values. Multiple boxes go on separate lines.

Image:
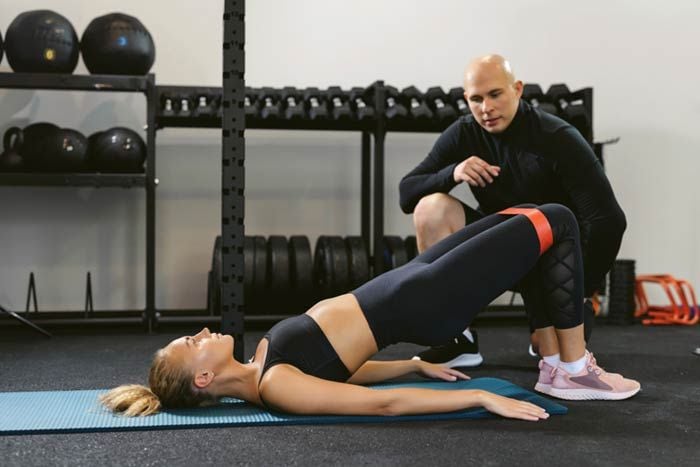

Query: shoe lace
left=587, top=352, right=605, bottom=375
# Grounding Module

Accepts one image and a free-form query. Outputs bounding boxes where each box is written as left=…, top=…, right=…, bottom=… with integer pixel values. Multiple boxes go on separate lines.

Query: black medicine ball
left=1, top=30, right=4, bottom=64
left=88, top=127, right=147, bottom=173
left=81, top=13, right=156, bottom=75
left=5, top=10, right=80, bottom=73
left=47, top=128, right=88, bottom=172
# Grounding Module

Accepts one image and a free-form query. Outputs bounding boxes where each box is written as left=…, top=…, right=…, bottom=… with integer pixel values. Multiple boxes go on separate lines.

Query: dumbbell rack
left=156, top=83, right=382, bottom=257
left=0, top=72, right=159, bottom=332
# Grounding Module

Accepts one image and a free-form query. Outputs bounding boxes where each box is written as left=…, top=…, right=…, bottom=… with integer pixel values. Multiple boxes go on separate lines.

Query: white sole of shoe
left=548, top=386, right=641, bottom=401
left=534, top=382, right=552, bottom=395
left=413, top=353, right=483, bottom=368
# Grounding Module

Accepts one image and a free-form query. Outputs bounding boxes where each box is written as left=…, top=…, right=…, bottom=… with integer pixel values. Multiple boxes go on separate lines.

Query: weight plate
left=345, top=236, right=370, bottom=289
left=383, top=236, right=408, bottom=270
left=289, top=235, right=314, bottom=307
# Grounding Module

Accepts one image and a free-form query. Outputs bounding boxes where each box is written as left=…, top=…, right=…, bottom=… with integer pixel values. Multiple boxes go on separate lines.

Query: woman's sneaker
left=534, top=360, right=556, bottom=395
left=412, top=331, right=483, bottom=367
left=549, top=352, right=641, bottom=400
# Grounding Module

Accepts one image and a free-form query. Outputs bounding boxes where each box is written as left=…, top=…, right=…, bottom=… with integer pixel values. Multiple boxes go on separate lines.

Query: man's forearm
left=399, top=163, right=458, bottom=213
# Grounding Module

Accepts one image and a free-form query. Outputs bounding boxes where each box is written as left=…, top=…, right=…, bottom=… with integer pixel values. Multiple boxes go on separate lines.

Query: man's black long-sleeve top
left=399, top=100, right=626, bottom=295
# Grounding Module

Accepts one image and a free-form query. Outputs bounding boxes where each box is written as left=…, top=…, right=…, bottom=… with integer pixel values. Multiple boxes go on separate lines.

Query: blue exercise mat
left=0, top=377, right=566, bottom=435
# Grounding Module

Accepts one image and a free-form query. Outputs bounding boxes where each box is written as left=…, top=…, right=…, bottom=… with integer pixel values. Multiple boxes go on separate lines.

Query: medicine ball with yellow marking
left=5, top=10, right=79, bottom=73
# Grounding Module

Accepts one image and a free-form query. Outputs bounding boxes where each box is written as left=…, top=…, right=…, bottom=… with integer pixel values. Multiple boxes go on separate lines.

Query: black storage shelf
left=156, top=85, right=375, bottom=131
left=0, top=72, right=152, bottom=92
left=0, top=173, right=147, bottom=188
left=0, top=71, right=159, bottom=333
left=156, top=116, right=221, bottom=129
left=158, top=116, right=375, bottom=131
left=386, top=120, right=454, bottom=133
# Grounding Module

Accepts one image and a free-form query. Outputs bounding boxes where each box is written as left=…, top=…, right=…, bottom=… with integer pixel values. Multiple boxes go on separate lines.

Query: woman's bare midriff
left=305, top=293, right=379, bottom=373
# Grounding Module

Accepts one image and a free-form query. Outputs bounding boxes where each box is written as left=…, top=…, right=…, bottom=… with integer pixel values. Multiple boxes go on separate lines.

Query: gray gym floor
left=0, top=318, right=698, bottom=467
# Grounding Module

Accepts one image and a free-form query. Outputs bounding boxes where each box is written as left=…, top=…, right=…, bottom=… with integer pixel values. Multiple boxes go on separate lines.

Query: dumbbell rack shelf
left=0, top=72, right=151, bottom=92
left=0, top=173, right=146, bottom=188
left=0, top=71, right=159, bottom=332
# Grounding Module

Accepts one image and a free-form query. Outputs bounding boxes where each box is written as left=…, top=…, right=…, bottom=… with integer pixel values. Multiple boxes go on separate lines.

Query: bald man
left=399, top=55, right=626, bottom=367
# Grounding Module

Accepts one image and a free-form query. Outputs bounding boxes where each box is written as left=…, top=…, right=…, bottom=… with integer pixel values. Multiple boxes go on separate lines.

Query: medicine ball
left=81, top=13, right=156, bottom=75
left=88, top=127, right=146, bottom=173
left=5, top=10, right=80, bottom=73
left=0, top=127, right=24, bottom=172
left=18, top=123, right=60, bottom=169
left=46, top=128, right=88, bottom=172
left=1, top=30, right=4, bottom=65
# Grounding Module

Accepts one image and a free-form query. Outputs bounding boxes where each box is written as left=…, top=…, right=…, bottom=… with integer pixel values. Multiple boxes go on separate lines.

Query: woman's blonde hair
left=100, top=347, right=214, bottom=416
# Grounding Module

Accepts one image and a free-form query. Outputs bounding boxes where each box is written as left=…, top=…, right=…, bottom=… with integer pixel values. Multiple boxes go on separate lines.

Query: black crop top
left=260, top=314, right=351, bottom=383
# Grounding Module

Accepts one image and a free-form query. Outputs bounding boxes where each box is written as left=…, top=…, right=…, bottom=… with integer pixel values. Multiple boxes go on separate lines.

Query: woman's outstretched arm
left=347, top=360, right=469, bottom=385
left=259, top=364, right=549, bottom=421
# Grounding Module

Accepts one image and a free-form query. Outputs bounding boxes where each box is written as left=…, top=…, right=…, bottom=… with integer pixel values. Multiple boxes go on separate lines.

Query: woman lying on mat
left=102, top=204, right=640, bottom=419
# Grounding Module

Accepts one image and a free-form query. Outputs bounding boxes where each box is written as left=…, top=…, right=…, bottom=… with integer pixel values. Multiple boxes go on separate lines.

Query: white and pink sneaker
left=534, top=359, right=556, bottom=395
left=549, top=352, right=641, bottom=401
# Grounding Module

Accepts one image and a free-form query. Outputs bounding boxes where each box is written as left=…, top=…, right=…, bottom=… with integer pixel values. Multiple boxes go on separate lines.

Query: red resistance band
left=498, top=207, right=554, bottom=255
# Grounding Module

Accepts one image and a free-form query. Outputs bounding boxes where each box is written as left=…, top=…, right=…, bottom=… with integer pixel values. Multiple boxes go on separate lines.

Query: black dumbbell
left=303, top=87, right=329, bottom=121
left=193, top=93, right=218, bottom=118
left=245, top=87, right=260, bottom=119
left=177, top=94, right=193, bottom=117
left=401, top=86, right=434, bottom=121
left=257, top=87, right=282, bottom=120
left=424, top=87, right=457, bottom=124
left=326, top=86, right=353, bottom=121
left=385, top=85, right=408, bottom=120
left=280, top=86, right=305, bottom=120
left=546, top=84, right=592, bottom=141
left=546, top=84, right=573, bottom=114
left=522, top=84, right=558, bottom=115
left=448, top=87, right=471, bottom=116
left=348, top=87, right=375, bottom=121
left=364, top=82, right=407, bottom=120
left=160, top=93, right=177, bottom=117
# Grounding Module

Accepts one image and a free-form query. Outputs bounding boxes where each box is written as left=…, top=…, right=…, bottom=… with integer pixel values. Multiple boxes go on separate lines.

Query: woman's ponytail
left=99, top=384, right=161, bottom=416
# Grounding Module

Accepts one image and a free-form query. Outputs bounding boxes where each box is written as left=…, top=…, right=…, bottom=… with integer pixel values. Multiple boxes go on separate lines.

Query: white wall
left=0, top=0, right=698, bottom=311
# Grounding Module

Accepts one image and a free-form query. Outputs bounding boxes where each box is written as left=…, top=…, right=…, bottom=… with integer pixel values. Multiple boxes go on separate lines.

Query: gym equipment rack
left=0, top=72, right=159, bottom=332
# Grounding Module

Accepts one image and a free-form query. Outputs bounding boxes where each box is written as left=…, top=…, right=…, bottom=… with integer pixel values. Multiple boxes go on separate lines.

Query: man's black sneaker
left=411, top=331, right=483, bottom=367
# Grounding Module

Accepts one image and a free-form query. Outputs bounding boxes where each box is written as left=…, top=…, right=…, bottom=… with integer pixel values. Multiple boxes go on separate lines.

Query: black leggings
left=352, top=203, right=583, bottom=350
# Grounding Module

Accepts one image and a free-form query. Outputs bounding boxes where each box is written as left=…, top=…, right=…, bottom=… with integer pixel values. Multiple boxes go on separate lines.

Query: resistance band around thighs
left=499, top=208, right=554, bottom=255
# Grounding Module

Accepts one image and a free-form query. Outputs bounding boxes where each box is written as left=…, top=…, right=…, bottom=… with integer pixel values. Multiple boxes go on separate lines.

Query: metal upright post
left=361, top=131, right=371, bottom=248
left=372, top=82, right=386, bottom=275
left=144, top=74, right=157, bottom=332
left=222, top=0, right=246, bottom=362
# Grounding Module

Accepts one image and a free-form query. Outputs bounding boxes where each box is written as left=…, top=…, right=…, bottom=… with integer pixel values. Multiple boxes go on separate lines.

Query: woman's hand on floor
left=480, top=392, right=550, bottom=421
left=416, top=361, right=470, bottom=381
